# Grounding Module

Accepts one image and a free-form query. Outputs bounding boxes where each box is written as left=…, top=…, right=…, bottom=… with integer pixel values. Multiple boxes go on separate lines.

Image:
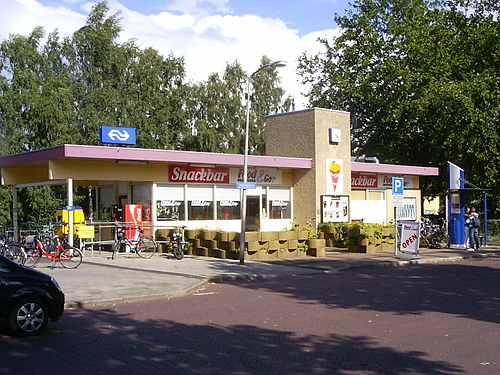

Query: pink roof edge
left=351, top=161, right=439, bottom=176
left=0, top=145, right=439, bottom=176
left=0, top=144, right=313, bottom=169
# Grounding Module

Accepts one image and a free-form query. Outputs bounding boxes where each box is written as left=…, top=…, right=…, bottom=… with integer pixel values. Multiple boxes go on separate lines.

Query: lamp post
left=239, top=60, right=286, bottom=265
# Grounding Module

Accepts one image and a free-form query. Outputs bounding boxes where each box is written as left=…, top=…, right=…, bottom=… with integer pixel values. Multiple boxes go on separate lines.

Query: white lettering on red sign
left=170, top=165, right=229, bottom=184
left=351, top=173, right=378, bottom=188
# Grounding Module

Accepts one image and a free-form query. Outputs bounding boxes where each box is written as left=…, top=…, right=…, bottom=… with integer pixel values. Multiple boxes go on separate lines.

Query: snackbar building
left=0, top=108, right=439, bottom=233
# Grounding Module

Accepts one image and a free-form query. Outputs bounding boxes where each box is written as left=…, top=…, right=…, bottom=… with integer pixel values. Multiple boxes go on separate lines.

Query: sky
left=0, top=0, right=353, bottom=108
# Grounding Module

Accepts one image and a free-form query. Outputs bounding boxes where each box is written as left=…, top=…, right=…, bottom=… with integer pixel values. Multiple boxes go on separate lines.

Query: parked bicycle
left=112, top=224, right=157, bottom=260
left=0, top=235, right=28, bottom=265
left=24, top=235, right=83, bottom=269
left=420, top=217, right=449, bottom=249
left=166, top=227, right=186, bottom=260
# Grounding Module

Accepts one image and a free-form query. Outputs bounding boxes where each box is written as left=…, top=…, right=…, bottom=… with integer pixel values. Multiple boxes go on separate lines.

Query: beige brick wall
left=266, top=108, right=351, bottom=226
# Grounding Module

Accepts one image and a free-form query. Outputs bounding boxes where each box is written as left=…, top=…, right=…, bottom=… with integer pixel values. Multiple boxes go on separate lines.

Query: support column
left=12, top=187, right=18, bottom=241
left=67, top=178, right=74, bottom=246
left=151, top=183, right=157, bottom=235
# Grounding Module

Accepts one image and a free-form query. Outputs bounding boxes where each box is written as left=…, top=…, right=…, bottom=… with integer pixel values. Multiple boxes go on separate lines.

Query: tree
left=0, top=1, right=292, bottom=224
left=298, top=0, right=499, bottom=216
left=184, top=58, right=292, bottom=155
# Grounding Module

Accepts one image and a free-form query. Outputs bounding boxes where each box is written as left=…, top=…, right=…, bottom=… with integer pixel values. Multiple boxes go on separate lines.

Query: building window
left=215, top=187, right=240, bottom=220
left=98, top=186, right=113, bottom=221
left=351, top=190, right=366, bottom=200
left=268, top=187, right=291, bottom=219
left=132, top=184, right=152, bottom=221
left=157, top=185, right=185, bottom=221
left=187, top=185, right=213, bottom=220
left=367, top=190, right=385, bottom=200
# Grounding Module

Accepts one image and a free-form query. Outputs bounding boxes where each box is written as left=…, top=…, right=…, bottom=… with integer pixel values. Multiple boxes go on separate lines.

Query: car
left=0, top=254, right=65, bottom=336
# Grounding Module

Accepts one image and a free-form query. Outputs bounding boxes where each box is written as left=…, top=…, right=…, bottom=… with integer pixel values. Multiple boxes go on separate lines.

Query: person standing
left=468, top=207, right=481, bottom=251
left=464, top=207, right=471, bottom=250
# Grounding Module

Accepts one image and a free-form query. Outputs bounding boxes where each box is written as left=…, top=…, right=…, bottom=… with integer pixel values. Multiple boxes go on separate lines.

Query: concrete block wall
left=265, top=108, right=352, bottom=227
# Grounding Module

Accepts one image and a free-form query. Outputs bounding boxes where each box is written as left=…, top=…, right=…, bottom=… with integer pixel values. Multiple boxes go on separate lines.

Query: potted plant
left=297, top=242, right=309, bottom=256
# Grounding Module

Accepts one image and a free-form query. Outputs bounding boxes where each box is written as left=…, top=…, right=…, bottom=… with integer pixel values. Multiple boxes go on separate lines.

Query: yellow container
left=55, top=206, right=86, bottom=236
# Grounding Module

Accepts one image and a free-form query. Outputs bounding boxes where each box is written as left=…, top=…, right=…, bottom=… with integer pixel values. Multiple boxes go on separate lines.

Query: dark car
left=0, top=254, right=65, bottom=336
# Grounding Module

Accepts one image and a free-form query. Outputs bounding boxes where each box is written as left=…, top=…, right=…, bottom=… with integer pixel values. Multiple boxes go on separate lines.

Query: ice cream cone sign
left=326, top=159, right=343, bottom=194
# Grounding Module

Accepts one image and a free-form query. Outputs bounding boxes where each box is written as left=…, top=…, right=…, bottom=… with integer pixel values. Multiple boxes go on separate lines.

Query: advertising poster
left=321, top=195, right=349, bottom=223
left=124, top=204, right=142, bottom=240
left=397, top=220, right=421, bottom=259
left=326, top=159, right=343, bottom=194
left=396, top=197, right=417, bottom=221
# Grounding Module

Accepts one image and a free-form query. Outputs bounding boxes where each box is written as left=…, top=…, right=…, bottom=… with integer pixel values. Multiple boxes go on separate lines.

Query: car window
left=0, top=256, right=19, bottom=273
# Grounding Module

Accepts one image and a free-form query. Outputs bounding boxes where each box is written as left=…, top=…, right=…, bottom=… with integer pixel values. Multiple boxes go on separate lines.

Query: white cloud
left=0, top=0, right=86, bottom=39
left=166, top=0, right=232, bottom=14
left=0, top=0, right=340, bottom=109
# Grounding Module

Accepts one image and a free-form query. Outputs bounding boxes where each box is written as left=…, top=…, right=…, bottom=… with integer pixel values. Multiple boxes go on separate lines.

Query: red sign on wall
left=169, top=165, right=230, bottom=184
left=351, top=173, right=378, bottom=188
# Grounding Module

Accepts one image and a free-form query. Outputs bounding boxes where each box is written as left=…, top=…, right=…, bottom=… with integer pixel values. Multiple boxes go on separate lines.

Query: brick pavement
left=35, top=244, right=499, bottom=308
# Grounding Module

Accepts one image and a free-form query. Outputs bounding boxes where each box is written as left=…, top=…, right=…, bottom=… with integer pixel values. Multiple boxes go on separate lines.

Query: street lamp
left=239, top=60, right=287, bottom=265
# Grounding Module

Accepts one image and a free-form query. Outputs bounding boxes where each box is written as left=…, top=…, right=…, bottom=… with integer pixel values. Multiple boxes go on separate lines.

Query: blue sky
left=0, top=0, right=353, bottom=107
left=37, top=0, right=351, bottom=35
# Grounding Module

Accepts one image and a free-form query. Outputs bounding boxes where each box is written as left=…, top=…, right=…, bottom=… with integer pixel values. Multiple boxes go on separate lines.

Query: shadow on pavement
left=224, top=258, right=500, bottom=325
left=0, top=307, right=462, bottom=375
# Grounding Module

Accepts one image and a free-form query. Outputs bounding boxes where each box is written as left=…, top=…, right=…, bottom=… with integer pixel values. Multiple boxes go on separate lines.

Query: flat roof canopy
left=0, top=144, right=438, bottom=187
left=352, top=161, right=439, bottom=176
left=0, top=144, right=313, bottom=186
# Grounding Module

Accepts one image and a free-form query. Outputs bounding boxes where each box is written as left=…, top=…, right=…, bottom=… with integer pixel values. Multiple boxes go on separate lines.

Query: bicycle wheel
left=173, top=237, right=184, bottom=260
left=111, top=241, right=121, bottom=260
left=58, top=247, right=83, bottom=269
left=12, top=246, right=28, bottom=265
left=24, top=247, right=41, bottom=268
left=135, top=237, right=156, bottom=259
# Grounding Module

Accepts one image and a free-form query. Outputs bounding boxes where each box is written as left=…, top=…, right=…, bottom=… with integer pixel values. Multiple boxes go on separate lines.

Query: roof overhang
left=351, top=161, right=439, bottom=176
left=0, top=144, right=313, bottom=170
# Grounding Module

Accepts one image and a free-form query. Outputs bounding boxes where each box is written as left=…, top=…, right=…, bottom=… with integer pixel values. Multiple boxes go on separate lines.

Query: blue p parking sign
left=392, top=177, right=405, bottom=195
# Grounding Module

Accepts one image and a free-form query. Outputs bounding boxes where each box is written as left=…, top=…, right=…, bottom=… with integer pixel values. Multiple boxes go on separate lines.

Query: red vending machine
left=124, top=204, right=142, bottom=240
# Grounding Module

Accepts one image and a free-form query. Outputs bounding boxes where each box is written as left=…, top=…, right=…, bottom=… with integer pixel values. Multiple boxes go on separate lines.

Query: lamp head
left=270, top=60, right=287, bottom=68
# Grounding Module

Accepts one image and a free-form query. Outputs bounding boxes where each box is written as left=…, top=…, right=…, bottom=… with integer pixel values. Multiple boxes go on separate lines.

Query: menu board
left=321, top=195, right=350, bottom=223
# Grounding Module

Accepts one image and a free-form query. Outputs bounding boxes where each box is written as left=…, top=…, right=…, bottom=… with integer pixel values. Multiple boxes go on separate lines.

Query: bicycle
left=164, top=227, right=186, bottom=260
left=420, top=217, right=449, bottom=249
left=112, top=224, right=157, bottom=260
left=0, top=235, right=28, bottom=265
left=25, top=235, right=83, bottom=269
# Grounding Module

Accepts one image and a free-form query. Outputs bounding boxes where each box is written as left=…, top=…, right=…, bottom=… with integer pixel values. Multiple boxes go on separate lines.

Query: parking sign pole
left=392, top=177, right=405, bottom=257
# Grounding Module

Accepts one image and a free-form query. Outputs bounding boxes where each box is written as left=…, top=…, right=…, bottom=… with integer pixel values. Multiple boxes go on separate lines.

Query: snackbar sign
left=169, top=165, right=230, bottom=184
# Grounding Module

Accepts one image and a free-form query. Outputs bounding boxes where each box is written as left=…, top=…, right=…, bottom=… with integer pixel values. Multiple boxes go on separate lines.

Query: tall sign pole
left=392, top=177, right=404, bottom=257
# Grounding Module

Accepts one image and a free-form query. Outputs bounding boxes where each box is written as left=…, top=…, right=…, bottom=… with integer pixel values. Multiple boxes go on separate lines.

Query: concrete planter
left=357, top=237, right=369, bottom=246
left=307, top=247, right=326, bottom=257
left=200, top=230, right=216, bottom=240
left=185, top=229, right=200, bottom=239
left=261, top=231, right=279, bottom=241
left=366, top=243, right=382, bottom=253
left=246, top=250, right=260, bottom=259
left=296, top=231, right=309, bottom=240
left=381, top=243, right=396, bottom=252
left=306, top=239, right=326, bottom=249
left=208, top=248, right=226, bottom=259
left=382, top=227, right=396, bottom=237
left=348, top=244, right=367, bottom=253
left=323, top=225, right=337, bottom=234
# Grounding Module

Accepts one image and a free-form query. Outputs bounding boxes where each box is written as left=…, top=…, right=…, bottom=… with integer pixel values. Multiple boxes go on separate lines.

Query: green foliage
left=0, top=1, right=291, bottom=224
left=298, top=0, right=499, bottom=216
left=297, top=242, right=309, bottom=252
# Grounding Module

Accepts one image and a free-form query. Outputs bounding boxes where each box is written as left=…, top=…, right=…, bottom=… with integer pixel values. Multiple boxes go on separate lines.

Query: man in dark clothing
left=468, top=207, right=480, bottom=251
